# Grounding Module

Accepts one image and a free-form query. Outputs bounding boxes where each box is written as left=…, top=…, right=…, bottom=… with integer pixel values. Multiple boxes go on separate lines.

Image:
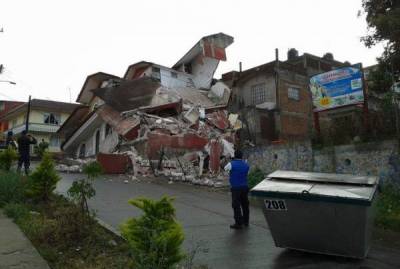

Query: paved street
left=57, top=173, right=400, bottom=269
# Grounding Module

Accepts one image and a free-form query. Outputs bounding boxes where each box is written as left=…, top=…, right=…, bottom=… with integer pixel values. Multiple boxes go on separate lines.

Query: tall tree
left=362, top=0, right=400, bottom=92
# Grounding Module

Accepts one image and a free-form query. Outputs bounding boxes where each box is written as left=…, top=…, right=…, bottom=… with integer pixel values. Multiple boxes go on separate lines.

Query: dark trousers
left=231, top=187, right=249, bottom=225
left=17, top=154, right=30, bottom=175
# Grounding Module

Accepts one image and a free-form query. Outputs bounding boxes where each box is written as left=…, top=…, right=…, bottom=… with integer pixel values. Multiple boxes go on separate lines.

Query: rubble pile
left=56, top=157, right=96, bottom=173
left=57, top=101, right=241, bottom=188
left=113, top=105, right=240, bottom=187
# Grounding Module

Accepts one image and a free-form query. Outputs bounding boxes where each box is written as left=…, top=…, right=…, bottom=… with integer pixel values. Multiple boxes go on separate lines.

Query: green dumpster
left=251, top=170, right=379, bottom=258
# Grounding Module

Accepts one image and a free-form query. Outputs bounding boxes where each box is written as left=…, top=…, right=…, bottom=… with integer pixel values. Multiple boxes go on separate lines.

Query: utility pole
left=390, top=59, right=400, bottom=152
left=25, top=95, right=31, bottom=132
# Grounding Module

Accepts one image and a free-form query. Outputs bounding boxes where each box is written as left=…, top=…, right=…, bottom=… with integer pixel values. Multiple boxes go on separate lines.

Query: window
left=105, top=124, right=112, bottom=137
left=288, top=87, right=300, bottom=101
left=43, top=113, right=60, bottom=125
left=151, top=67, right=161, bottom=81
left=79, top=143, right=86, bottom=158
left=170, top=72, right=178, bottom=78
left=0, top=102, right=4, bottom=111
left=251, top=83, right=266, bottom=105
left=12, top=119, right=17, bottom=127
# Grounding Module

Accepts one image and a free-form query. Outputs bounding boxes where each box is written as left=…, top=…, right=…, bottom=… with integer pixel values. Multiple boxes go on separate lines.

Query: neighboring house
left=0, top=100, right=24, bottom=140
left=223, top=61, right=310, bottom=143
left=1, top=99, right=79, bottom=152
left=222, top=49, right=350, bottom=144
left=60, top=33, right=234, bottom=158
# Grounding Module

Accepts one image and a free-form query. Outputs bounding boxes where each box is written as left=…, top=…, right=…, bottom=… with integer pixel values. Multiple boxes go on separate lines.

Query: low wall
left=244, top=140, right=400, bottom=184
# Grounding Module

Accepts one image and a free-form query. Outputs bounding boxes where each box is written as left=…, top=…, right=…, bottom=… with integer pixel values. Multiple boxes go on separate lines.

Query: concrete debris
left=58, top=106, right=240, bottom=187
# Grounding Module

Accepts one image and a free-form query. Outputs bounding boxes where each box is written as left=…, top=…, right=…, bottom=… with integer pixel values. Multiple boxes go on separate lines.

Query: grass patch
left=375, top=184, right=400, bottom=232
left=4, top=198, right=134, bottom=269
left=0, top=171, right=28, bottom=206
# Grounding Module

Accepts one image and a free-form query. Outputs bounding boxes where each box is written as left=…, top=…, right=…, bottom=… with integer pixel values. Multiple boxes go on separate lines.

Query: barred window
left=251, top=83, right=266, bottom=105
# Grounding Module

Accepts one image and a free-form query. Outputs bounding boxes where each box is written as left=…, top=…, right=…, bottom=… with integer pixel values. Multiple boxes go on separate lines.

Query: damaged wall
left=99, top=129, right=119, bottom=154
left=191, top=56, right=219, bottom=89
left=158, top=67, right=193, bottom=89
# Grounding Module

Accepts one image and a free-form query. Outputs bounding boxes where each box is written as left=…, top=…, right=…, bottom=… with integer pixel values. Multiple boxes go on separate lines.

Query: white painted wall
left=99, top=124, right=119, bottom=154
left=159, top=67, right=193, bottom=88
left=191, top=57, right=219, bottom=89
left=75, top=123, right=119, bottom=157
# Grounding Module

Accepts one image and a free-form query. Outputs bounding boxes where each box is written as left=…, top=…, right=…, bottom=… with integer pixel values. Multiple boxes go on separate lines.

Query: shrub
left=248, top=167, right=266, bottom=189
left=34, top=140, right=49, bottom=159
left=27, top=152, right=60, bottom=202
left=0, top=172, right=26, bottom=206
left=68, top=161, right=102, bottom=218
left=82, top=161, right=103, bottom=179
left=121, top=196, right=185, bottom=269
left=0, top=146, right=18, bottom=171
left=376, top=183, right=400, bottom=232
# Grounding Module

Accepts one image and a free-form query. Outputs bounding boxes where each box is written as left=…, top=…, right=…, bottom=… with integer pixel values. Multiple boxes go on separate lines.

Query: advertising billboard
left=310, top=67, right=364, bottom=112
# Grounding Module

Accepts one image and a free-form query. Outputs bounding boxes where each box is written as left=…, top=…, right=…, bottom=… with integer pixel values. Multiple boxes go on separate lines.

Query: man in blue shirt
left=224, top=149, right=250, bottom=229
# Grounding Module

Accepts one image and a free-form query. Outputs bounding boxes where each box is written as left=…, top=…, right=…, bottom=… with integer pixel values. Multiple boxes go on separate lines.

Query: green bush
left=0, top=146, right=18, bottom=171
left=82, top=161, right=103, bottom=179
left=34, top=140, right=49, bottom=159
left=248, top=167, right=266, bottom=189
left=121, top=196, right=185, bottom=269
left=0, top=172, right=26, bottom=206
left=68, top=161, right=102, bottom=218
left=376, top=183, right=400, bottom=232
left=27, top=152, right=60, bottom=202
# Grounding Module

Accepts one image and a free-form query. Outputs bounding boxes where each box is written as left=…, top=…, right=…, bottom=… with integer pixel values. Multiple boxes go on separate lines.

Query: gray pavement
left=57, top=173, right=400, bottom=269
left=0, top=211, right=49, bottom=269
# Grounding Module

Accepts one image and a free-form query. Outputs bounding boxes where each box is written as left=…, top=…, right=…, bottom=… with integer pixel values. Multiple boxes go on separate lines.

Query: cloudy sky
left=0, top=0, right=384, bottom=103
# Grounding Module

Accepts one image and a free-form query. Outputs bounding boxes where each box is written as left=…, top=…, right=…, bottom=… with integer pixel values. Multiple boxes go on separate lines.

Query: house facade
left=223, top=61, right=310, bottom=144
left=1, top=99, right=79, bottom=152
left=222, top=49, right=349, bottom=145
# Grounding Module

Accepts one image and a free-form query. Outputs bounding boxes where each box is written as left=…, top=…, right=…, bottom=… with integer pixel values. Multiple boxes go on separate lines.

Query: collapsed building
left=57, top=33, right=241, bottom=186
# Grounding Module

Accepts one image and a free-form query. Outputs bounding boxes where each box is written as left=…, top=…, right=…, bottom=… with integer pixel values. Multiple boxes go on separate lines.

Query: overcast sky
left=0, top=0, right=385, bottom=103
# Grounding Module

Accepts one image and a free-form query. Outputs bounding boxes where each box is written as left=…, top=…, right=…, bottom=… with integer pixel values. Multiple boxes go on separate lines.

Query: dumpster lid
left=251, top=171, right=379, bottom=204
left=267, top=170, right=378, bottom=186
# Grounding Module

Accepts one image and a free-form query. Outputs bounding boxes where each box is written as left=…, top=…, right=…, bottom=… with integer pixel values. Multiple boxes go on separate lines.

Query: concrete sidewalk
left=0, top=211, right=49, bottom=269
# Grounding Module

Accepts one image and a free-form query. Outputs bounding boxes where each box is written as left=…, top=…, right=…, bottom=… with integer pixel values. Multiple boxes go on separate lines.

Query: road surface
left=57, top=173, right=400, bottom=269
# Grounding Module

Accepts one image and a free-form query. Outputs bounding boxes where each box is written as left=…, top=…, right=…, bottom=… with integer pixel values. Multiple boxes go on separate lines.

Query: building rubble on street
left=57, top=33, right=242, bottom=187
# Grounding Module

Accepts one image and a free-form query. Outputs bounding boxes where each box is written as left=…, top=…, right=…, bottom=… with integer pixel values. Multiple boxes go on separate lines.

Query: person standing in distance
left=224, top=149, right=250, bottom=229
left=17, top=130, right=37, bottom=175
left=5, top=130, right=17, bottom=149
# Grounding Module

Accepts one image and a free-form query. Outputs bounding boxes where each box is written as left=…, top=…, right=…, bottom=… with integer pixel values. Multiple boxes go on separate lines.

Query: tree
left=27, top=152, right=60, bottom=202
left=362, top=0, right=400, bottom=93
left=121, top=196, right=185, bottom=269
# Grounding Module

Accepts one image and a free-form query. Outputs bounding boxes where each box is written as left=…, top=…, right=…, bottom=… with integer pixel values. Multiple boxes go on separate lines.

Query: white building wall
left=159, top=67, right=193, bottom=88
left=191, top=57, right=219, bottom=89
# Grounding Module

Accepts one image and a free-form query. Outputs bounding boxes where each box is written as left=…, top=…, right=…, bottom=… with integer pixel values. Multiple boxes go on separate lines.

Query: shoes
left=230, top=224, right=243, bottom=230
left=243, top=223, right=249, bottom=228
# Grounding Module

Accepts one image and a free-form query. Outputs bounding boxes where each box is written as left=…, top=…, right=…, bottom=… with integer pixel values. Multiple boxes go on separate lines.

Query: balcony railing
left=7, top=123, right=60, bottom=134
